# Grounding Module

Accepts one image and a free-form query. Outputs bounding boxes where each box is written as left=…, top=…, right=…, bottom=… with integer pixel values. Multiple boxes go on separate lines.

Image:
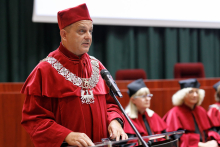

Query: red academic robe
left=208, top=103, right=220, bottom=127
left=124, top=110, right=167, bottom=142
left=163, top=104, right=220, bottom=147
left=21, top=43, right=125, bottom=147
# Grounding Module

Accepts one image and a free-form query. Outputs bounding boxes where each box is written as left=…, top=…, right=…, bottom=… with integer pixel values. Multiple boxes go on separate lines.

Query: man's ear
left=60, top=29, right=67, bottom=40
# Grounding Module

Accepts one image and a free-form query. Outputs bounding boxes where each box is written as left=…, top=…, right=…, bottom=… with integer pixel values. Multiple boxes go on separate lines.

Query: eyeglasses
left=133, top=94, right=153, bottom=99
left=189, top=90, right=198, bottom=94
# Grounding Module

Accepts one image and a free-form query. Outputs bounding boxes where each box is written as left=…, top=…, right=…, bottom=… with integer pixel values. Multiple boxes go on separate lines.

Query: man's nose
left=85, top=31, right=92, bottom=39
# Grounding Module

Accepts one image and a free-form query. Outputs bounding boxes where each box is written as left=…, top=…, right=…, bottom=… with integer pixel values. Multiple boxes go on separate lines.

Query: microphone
left=100, top=69, right=123, bottom=98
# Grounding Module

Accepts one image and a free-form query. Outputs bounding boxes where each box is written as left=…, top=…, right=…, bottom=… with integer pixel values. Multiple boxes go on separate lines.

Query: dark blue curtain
left=0, top=0, right=220, bottom=82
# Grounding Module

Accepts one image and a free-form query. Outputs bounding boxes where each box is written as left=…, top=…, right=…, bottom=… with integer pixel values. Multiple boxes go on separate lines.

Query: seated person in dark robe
left=163, top=78, right=220, bottom=147
left=208, top=81, right=220, bottom=134
left=123, top=79, right=167, bottom=144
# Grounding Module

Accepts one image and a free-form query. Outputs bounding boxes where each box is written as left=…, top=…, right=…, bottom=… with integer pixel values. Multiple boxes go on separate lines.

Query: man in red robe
left=207, top=81, right=220, bottom=134
left=21, top=3, right=127, bottom=147
left=124, top=79, right=167, bottom=143
left=163, top=79, right=220, bottom=147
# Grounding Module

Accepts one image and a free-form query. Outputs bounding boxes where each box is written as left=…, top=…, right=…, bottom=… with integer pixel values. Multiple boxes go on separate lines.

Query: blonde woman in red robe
left=207, top=81, right=220, bottom=134
left=163, top=79, right=220, bottom=147
left=123, top=79, right=167, bottom=144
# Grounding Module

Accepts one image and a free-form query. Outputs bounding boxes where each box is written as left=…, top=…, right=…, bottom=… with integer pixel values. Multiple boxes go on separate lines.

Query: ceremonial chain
left=44, top=56, right=100, bottom=104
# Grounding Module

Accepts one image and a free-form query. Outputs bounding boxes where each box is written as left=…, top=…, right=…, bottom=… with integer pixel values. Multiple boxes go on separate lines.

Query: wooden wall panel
left=0, top=83, right=23, bottom=92
left=0, top=93, right=34, bottom=147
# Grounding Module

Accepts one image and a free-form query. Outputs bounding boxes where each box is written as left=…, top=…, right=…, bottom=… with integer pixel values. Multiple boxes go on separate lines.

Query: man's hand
left=198, top=140, right=218, bottom=147
left=108, top=119, right=128, bottom=141
left=65, top=132, right=95, bottom=147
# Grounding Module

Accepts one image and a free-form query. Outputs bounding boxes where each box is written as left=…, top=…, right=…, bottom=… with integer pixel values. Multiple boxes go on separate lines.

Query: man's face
left=184, top=88, right=199, bottom=106
left=64, top=20, right=93, bottom=56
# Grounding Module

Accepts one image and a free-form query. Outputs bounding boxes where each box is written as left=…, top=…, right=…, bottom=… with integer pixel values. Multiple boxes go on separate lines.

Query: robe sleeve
left=179, top=133, right=200, bottom=147
left=98, top=61, right=126, bottom=127
left=21, top=95, right=72, bottom=147
left=163, top=109, right=184, bottom=132
left=149, top=113, right=167, bottom=133
left=106, top=93, right=126, bottom=127
left=207, top=130, right=220, bottom=144
left=207, top=107, right=220, bottom=127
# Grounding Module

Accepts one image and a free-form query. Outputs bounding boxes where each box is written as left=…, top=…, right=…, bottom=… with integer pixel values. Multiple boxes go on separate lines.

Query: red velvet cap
left=57, top=3, right=92, bottom=30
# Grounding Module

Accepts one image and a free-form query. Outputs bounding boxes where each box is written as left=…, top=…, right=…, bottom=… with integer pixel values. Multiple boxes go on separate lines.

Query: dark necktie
left=142, top=114, right=152, bottom=135
left=192, top=113, right=206, bottom=142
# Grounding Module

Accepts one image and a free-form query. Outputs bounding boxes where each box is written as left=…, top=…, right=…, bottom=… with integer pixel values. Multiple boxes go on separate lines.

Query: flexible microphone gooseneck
left=100, top=69, right=148, bottom=147
left=100, top=69, right=123, bottom=98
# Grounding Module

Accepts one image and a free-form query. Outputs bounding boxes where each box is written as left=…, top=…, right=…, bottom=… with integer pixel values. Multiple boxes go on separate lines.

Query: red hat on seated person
left=57, top=3, right=92, bottom=30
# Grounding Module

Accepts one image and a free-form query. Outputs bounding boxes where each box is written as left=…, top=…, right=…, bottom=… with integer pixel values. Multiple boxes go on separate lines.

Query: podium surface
left=62, top=130, right=184, bottom=147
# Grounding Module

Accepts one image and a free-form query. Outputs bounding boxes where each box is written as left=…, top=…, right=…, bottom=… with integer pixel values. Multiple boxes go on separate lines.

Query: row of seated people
left=123, top=78, right=220, bottom=147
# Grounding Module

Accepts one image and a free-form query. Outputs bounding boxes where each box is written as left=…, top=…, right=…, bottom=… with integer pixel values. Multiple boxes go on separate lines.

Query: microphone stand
left=109, top=89, right=149, bottom=147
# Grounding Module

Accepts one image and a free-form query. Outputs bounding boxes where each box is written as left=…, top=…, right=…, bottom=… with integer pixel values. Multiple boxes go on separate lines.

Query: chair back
left=174, top=62, right=205, bottom=79
left=115, top=69, right=147, bottom=80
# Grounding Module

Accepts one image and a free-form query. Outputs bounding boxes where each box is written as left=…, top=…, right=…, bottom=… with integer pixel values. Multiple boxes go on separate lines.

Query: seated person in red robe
left=207, top=81, right=220, bottom=134
left=124, top=79, right=167, bottom=144
left=21, top=3, right=127, bottom=147
left=163, top=78, right=220, bottom=147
